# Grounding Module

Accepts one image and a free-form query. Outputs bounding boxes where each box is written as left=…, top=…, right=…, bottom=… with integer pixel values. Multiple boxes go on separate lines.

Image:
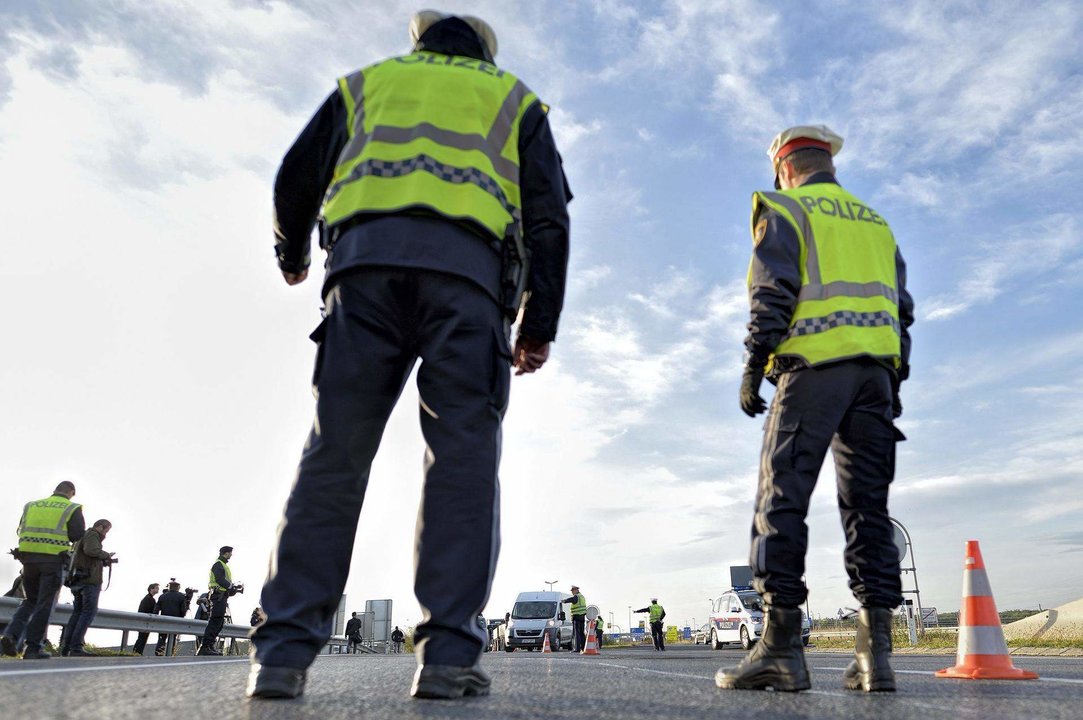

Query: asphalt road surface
left=2, top=645, right=1080, bottom=719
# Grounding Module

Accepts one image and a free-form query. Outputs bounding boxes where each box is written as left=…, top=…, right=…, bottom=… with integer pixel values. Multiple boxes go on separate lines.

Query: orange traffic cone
left=935, top=540, right=1038, bottom=680
left=541, top=631, right=553, bottom=654
left=581, top=621, right=600, bottom=655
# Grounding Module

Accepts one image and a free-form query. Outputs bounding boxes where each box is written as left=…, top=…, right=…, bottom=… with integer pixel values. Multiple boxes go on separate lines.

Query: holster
left=500, top=229, right=531, bottom=321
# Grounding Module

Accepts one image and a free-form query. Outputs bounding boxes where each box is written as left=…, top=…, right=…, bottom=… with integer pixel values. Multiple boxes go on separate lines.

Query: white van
left=504, top=591, right=573, bottom=651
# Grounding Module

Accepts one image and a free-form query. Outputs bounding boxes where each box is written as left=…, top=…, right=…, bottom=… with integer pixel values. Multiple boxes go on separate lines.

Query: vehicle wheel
left=528, top=647, right=535, bottom=652
left=740, top=626, right=753, bottom=650
left=803, top=636, right=810, bottom=647
left=505, top=645, right=515, bottom=652
left=710, top=629, right=722, bottom=650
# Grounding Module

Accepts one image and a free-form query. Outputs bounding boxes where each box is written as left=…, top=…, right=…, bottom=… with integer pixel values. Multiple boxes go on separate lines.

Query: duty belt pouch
left=500, top=230, right=531, bottom=321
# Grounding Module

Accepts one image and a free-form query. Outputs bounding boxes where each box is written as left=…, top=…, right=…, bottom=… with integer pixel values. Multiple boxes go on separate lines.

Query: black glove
left=739, top=365, right=767, bottom=417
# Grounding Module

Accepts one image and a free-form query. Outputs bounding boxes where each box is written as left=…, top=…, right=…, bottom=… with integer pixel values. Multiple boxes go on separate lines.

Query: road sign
left=892, top=525, right=908, bottom=562
left=922, top=607, right=939, bottom=627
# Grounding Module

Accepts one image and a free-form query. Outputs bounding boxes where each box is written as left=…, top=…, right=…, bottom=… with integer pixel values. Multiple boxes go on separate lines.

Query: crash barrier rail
left=0, top=596, right=349, bottom=656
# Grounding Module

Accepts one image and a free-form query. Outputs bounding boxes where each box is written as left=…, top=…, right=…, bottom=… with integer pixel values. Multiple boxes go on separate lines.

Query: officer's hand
left=739, top=366, right=768, bottom=417
left=514, top=336, right=550, bottom=375
left=892, top=383, right=903, bottom=419
left=282, top=268, right=309, bottom=285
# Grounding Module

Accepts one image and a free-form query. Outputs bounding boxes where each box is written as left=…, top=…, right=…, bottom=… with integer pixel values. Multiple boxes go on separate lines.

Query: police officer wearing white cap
left=249, top=9, right=571, bottom=701
left=716, top=125, right=914, bottom=693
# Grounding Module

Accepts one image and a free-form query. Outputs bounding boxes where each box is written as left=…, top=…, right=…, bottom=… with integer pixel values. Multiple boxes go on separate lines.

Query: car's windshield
left=737, top=592, right=764, bottom=611
left=512, top=601, right=558, bottom=619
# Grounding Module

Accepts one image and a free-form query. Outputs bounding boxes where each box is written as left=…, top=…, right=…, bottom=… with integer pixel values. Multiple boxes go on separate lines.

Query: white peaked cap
left=409, top=10, right=498, bottom=58
left=767, top=124, right=844, bottom=161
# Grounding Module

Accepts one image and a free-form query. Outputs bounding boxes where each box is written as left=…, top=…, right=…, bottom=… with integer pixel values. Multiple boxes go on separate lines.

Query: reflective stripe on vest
left=571, top=593, right=587, bottom=616
left=649, top=604, right=663, bottom=623
left=17, top=496, right=80, bottom=555
left=322, top=52, right=538, bottom=244
left=749, top=184, right=901, bottom=370
left=209, top=558, right=232, bottom=591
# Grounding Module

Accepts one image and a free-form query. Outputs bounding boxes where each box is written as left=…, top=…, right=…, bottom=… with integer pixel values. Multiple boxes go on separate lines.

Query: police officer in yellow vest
left=562, top=585, right=587, bottom=652
left=249, top=10, right=570, bottom=701
left=199, top=546, right=242, bottom=656
left=2, top=481, right=86, bottom=659
left=634, top=599, right=666, bottom=651
left=717, top=126, right=914, bottom=694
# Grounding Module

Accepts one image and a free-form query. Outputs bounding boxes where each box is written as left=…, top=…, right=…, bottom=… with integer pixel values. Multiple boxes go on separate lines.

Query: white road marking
left=815, top=665, right=1083, bottom=684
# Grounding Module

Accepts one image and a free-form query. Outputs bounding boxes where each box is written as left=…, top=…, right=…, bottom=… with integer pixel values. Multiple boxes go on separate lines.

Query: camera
left=103, top=557, right=119, bottom=566
left=233, top=583, right=245, bottom=595
left=185, top=587, right=198, bottom=595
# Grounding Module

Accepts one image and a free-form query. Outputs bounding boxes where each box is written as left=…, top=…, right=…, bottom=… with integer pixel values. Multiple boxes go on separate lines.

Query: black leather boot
left=715, top=606, right=810, bottom=691
left=843, top=606, right=896, bottom=692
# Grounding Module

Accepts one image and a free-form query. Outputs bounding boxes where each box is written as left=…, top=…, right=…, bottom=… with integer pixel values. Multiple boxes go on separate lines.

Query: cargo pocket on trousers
left=765, top=412, right=802, bottom=471
left=309, top=316, right=330, bottom=397
left=490, top=325, right=513, bottom=413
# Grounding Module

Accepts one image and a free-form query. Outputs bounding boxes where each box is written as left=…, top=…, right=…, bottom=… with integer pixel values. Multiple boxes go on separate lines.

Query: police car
left=708, top=587, right=812, bottom=650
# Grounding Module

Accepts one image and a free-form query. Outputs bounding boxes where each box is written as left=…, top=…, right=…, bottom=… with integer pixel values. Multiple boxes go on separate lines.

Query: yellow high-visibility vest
left=17, top=495, right=80, bottom=555
left=571, top=593, right=587, bottom=616
left=749, top=183, right=902, bottom=371
left=208, top=558, right=232, bottom=591
left=322, top=52, right=539, bottom=245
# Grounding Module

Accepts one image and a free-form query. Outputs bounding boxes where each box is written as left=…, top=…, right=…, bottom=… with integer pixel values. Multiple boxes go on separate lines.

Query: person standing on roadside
left=717, top=125, right=913, bottom=694
left=1, top=481, right=85, bottom=660
left=60, top=519, right=114, bottom=656
left=247, top=9, right=570, bottom=702
left=199, top=546, right=241, bottom=656
left=562, top=585, right=587, bottom=652
left=635, top=599, right=666, bottom=651
left=345, top=612, right=362, bottom=654
left=132, top=583, right=161, bottom=656
left=156, top=581, right=193, bottom=656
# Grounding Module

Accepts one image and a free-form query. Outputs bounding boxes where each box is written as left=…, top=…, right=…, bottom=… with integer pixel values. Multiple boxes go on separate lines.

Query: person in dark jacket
left=391, top=626, right=406, bottom=654
left=132, top=583, right=161, bottom=655
left=60, top=519, right=115, bottom=656
left=345, top=612, right=362, bottom=654
left=719, top=125, right=914, bottom=694
left=248, top=11, right=570, bottom=702
left=2, top=481, right=85, bottom=660
left=155, top=581, right=193, bottom=656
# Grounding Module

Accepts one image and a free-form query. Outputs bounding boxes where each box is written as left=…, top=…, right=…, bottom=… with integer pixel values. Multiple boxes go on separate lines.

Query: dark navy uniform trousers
left=252, top=268, right=510, bottom=669
left=750, top=359, right=904, bottom=610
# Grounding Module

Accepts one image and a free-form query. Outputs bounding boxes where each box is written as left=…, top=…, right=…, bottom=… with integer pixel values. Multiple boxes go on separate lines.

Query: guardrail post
left=121, top=630, right=129, bottom=652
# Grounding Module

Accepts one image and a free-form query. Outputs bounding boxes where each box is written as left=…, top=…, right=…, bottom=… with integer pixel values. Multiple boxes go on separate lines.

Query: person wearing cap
left=2, top=481, right=85, bottom=660
left=717, top=126, right=914, bottom=693
left=249, top=9, right=571, bottom=701
left=561, top=585, right=587, bottom=652
left=199, top=546, right=240, bottom=656
left=634, top=598, right=666, bottom=651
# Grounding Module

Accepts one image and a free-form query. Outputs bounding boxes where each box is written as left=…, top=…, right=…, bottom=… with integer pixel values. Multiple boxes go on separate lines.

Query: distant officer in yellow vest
left=249, top=10, right=571, bottom=702
left=199, top=545, right=242, bottom=656
left=718, top=126, right=914, bottom=694
left=562, top=585, right=588, bottom=652
left=634, top=599, right=666, bottom=651
left=2, top=481, right=86, bottom=659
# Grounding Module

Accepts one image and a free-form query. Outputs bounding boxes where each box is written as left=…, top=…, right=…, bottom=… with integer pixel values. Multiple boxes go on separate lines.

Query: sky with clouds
left=2, top=0, right=1082, bottom=640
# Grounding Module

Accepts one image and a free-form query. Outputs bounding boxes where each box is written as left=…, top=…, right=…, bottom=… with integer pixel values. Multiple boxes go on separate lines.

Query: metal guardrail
left=0, top=596, right=351, bottom=655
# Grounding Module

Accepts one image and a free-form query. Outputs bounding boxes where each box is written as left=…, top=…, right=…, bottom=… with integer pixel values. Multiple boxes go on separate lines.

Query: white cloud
left=923, top=214, right=1081, bottom=321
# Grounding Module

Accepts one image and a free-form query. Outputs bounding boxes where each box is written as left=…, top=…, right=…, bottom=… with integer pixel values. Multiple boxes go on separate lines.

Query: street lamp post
left=544, top=579, right=558, bottom=592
